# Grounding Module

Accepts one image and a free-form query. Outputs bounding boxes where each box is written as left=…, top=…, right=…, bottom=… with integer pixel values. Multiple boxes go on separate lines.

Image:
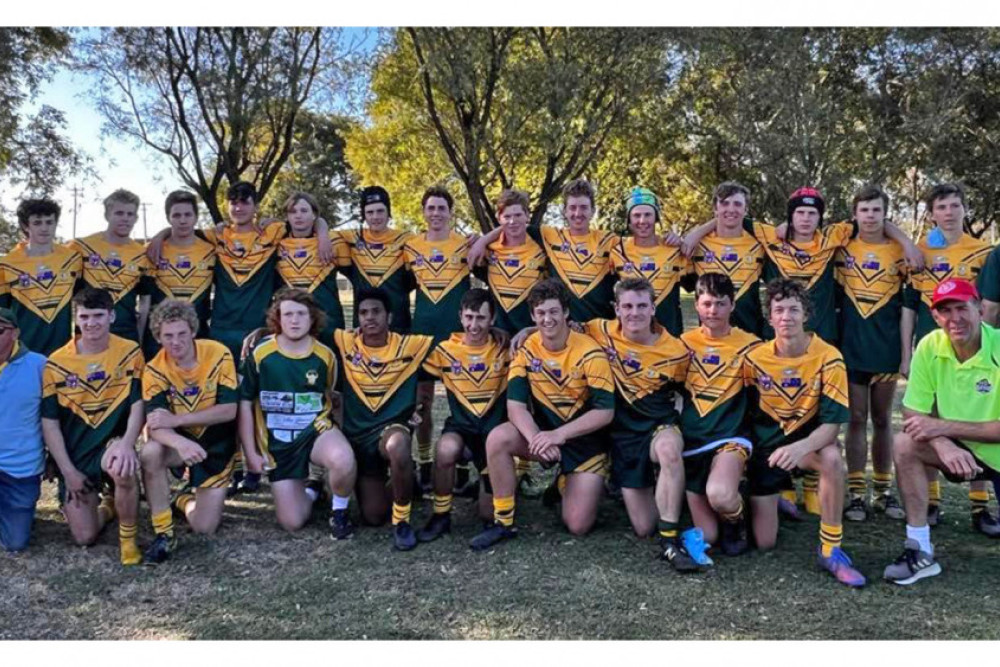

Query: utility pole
left=70, top=185, right=82, bottom=238
left=140, top=202, right=149, bottom=240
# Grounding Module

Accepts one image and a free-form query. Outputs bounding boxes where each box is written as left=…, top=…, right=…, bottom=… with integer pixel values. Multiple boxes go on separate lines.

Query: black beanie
left=786, top=186, right=825, bottom=223
left=360, top=186, right=391, bottom=218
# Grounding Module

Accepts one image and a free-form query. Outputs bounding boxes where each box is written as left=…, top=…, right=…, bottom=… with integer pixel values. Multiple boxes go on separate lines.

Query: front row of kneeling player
left=34, top=273, right=994, bottom=588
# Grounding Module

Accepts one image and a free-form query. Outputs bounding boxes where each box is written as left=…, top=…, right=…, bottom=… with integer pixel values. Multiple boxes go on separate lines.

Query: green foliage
left=0, top=214, right=20, bottom=254
left=0, top=28, right=87, bottom=196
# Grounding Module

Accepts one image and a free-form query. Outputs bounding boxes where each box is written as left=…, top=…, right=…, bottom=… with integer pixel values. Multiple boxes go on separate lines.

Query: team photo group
left=3, top=175, right=1000, bottom=592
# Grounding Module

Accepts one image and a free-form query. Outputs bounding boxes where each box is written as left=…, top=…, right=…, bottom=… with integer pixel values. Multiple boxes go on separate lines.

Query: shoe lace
left=829, top=547, right=854, bottom=567
left=894, top=547, right=919, bottom=568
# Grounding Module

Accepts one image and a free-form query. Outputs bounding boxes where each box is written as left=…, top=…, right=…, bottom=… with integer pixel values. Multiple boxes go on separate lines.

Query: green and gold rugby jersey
left=583, top=319, right=688, bottom=437
left=404, top=231, right=472, bottom=343
left=148, top=236, right=216, bottom=337
left=610, top=238, right=693, bottom=337
left=143, top=340, right=237, bottom=458
left=41, top=335, right=144, bottom=473
left=202, top=224, right=286, bottom=356
left=835, top=237, right=907, bottom=374
left=679, top=327, right=761, bottom=451
left=530, top=226, right=617, bottom=322
left=70, top=233, right=153, bottom=343
left=0, top=242, right=83, bottom=356
left=422, top=333, right=508, bottom=435
left=337, top=228, right=414, bottom=332
left=905, top=233, right=992, bottom=344
left=752, top=221, right=856, bottom=344
left=276, top=232, right=349, bottom=336
left=332, top=329, right=434, bottom=441
left=690, top=230, right=766, bottom=336
left=743, top=335, right=849, bottom=453
left=239, top=336, right=337, bottom=469
left=483, top=232, right=547, bottom=333
left=507, top=330, right=615, bottom=448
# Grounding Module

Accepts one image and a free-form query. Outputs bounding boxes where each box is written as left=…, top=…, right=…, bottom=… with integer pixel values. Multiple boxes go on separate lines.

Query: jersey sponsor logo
left=545, top=358, right=562, bottom=379
left=88, top=253, right=101, bottom=267
left=181, top=384, right=200, bottom=397
left=622, top=350, right=641, bottom=372
left=529, top=358, right=543, bottom=372
left=468, top=355, right=486, bottom=373
left=977, top=378, right=992, bottom=394
left=260, top=390, right=294, bottom=412
left=845, top=255, right=856, bottom=269
left=575, top=244, right=590, bottom=257
left=503, top=257, right=519, bottom=268
left=722, top=247, right=738, bottom=262
left=305, top=369, right=319, bottom=386
left=702, top=352, right=721, bottom=365
left=560, top=240, right=571, bottom=252
left=295, top=392, right=322, bottom=414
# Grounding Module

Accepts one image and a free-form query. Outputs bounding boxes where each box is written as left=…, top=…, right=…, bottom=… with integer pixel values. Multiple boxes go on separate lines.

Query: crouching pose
left=239, top=288, right=357, bottom=537
left=139, top=300, right=239, bottom=563
left=471, top=279, right=614, bottom=550
left=743, top=279, right=865, bottom=587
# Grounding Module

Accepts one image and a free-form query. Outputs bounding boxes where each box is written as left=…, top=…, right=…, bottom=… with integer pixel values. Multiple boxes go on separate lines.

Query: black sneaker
left=417, top=513, right=451, bottom=542
left=883, top=538, right=941, bottom=585
left=329, top=509, right=355, bottom=540
left=470, top=521, right=518, bottom=551
left=238, top=472, right=261, bottom=494
left=719, top=518, right=749, bottom=557
left=393, top=521, right=417, bottom=551
left=660, top=537, right=700, bottom=573
left=927, top=503, right=942, bottom=528
left=972, top=511, right=1000, bottom=538
left=844, top=496, right=868, bottom=522
left=226, top=470, right=245, bottom=498
left=143, top=533, right=177, bottom=565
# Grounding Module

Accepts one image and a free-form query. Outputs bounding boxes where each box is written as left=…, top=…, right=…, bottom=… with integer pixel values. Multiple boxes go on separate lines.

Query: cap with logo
left=931, top=277, right=980, bottom=308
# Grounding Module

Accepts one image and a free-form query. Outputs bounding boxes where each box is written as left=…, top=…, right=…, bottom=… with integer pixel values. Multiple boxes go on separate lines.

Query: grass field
left=2, top=295, right=999, bottom=640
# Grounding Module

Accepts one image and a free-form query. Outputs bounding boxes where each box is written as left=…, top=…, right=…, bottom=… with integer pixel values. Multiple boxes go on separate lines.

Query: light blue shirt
left=0, top=343, right=46, bottom=478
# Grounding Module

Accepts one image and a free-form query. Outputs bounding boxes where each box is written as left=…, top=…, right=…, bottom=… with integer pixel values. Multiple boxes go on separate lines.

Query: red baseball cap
left=931, top=278, right=980, bottom=308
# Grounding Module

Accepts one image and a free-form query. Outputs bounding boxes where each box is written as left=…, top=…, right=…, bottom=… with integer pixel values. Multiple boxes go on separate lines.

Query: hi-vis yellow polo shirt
left=903, top=322, right=1000, bottom=471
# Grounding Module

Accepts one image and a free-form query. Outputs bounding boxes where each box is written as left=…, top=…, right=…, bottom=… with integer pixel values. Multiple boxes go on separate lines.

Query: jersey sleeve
left=141, top=366, right=171, bottom=412
left=330, top=232, right=352, bottom=269
left=825, top=221, right=857, bottom=248
left=239, top=350, right=260, bottom=402
left=41, top=363, right=60, bottom=419
left=507, top=348, right=530, bottom=403
left=421, top=345, right=445, bottom=379
left=819, top=353, right=850, bottom=424
left=903, top=279, right=921, bottom=311
left=582, top=349, right=615, bottom=410
left=130, top=350, right=145, bottom=405
left=217, top=349, right=239, bottom=405
left=0, top=264, right=9, bottom=307
left=901, top=338, right=936, bottom=414
left=978, top=245, right=1000, bottom=302
left=527, top=224, right=544, bottom=246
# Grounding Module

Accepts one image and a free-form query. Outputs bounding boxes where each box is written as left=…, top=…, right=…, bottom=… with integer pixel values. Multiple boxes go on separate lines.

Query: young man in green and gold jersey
left=144, top=190, right=216, bottom=359
left=140, top=300, right=239, bottom=563
left=0, top=198, right=83, bottom=356
left=331, top=287, right=434, bottom=551
left=611, top=188, right=692, bottom=337
left=581, top=278, right=696, bottom=571
left=470, top=279, right=615, bottom=550
left=743, top=279, right=865, bottom=588
left=41, top=287, right=146, bottom=565
left=681, top=274, right=761, bottom=557
left=834, top=185, right=908, bottom=522
left=276, top=192, right=349, bottom=342
left=902, top=183, right=1000, bottom=534
left=417, top=288, right=509, bottom=541
left=239, top=288, right=357, bottom=538
left=71, top=189, right=153, bottom=345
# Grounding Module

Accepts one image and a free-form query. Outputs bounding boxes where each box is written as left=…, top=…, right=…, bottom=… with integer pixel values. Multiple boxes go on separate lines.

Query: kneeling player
left=417, top=289, right=509, bottom=541
left=139, top=300, right=239, bottom=563
left=41, top=288, right=146, bottom=565
left=583, top=278, right=695, bottom=570
left=471, top=279, right=615, bottom=550
left=681, top=274, right=761, bottom=556
left=743, top=279, right=864, bottom=587
left=331, top=288, right=434, bottom=550
left=239, top=288, right=357, bottom=537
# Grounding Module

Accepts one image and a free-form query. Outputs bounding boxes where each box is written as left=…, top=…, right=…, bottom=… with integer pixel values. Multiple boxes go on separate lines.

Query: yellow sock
left=970, top=489, right=990, bottom=515
left=391, top=501, right=411, bottom=526
left=416, top=441, right=433, bottom=466
left=151, top=509, right=174, bottom=537
left=928, top=480, right=941, bottom=506
left=433, top=493, right=453, bottom=515
left=847, top=472, right=867, bottom=501
left=803, top=472, right=820, bottom=515
left=658, top=520, right=679, bottom=540
left=494, top=495, right=515, bottom=527
left=719, top=497, right=744, bottom=523
left=780, top=489, right=798, bottom=505
left=98, top=494, right=116, bottom=524
left=174, top=491, right=195, bottom=515
left=819, top=522, right=843, bottom=558
left=119, top=522, right=141, bottom=565
left=872, top=471, right=893, bottom=499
